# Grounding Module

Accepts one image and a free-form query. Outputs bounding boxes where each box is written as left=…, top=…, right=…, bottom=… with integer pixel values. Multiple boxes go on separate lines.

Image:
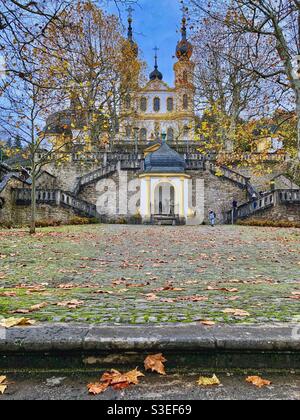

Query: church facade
left=0, top=14, right=299, bottom=227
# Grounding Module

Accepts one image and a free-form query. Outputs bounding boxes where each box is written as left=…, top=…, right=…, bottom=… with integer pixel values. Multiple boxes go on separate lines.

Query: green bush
left=237, top=219, right=300, bottom=228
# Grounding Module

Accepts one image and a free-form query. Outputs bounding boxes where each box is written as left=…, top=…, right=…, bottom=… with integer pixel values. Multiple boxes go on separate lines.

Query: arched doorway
left=154, top=182, right=176, bottom=215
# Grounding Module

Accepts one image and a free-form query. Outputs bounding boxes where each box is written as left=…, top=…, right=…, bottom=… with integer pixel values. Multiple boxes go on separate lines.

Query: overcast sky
left=106, top=0, right=184, bottom=86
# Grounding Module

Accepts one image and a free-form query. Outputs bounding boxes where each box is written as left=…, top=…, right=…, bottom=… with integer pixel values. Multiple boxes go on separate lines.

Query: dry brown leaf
left=87, top=382, right=109, bottom=395
left=56, top=300, right=84, bottom=309
left=30, top=302, right=48, bottom=312
left=58, top=284, right=75, bottom=290
left=197, top=374, right=221, bottom=387
left=200, top=320, right=216, bottom=326
left=124, top=368, right=145, bottom=385
left=144, top=354, right=167, bottom=375
left=0, top=318, right=36, bottom=328
left=246, top=376, right=272, bottom=388
left=0, top=292, right=16, bottom=297
left=223, top=308, right=250, bottom=317
left=9, top=309, right=30, bottom=314
left=144, top=293, right=158, bottom=301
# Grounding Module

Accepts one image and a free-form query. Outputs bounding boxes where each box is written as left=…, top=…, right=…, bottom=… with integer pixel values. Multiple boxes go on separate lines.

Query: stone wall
left=0, top=178, right=28, bottom=224
left=11, top=204, right=75, bottom=226
left=46, top=161, right=100, bottom=192
left=247, top=203, right=300, bottom=223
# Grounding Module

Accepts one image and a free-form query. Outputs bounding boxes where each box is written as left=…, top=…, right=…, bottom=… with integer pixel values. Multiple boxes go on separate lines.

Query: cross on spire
left=180, top=3, right=187, bottom=19
left=126, top=5, right=134, bottom=20
left=153, top=46, right=159, bottom=68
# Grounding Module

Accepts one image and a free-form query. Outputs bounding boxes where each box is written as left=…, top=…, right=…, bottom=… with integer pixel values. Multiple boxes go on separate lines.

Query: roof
left=144, top=142, right=186, bottom=174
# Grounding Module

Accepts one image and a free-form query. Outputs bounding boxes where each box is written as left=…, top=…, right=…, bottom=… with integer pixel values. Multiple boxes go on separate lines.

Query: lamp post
left=292, top=55, right=300, bottom=159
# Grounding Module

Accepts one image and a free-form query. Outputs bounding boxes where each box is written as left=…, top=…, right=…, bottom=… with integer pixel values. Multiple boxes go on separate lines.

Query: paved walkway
left=0, top=225, right=299, bottom=324
left=1, top=371, right=299, bottom=400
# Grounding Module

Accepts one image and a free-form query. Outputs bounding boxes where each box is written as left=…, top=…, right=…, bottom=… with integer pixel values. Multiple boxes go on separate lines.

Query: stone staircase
left=150, top=214, right=180, bottom=226
left=73, top=164, right=118, bottom=195
left=13, top=188, right=98, bottom=218
left=225, top=189, right=300, bottom=224
left=208, top=162, right=258, bottom=198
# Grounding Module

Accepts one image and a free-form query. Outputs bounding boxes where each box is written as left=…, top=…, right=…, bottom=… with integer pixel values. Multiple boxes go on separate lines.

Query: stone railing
left=59, top=191, right=97, bottom=217
left=225, top=189, right=300, bottom=223
left=208, top=162, right=257, bottom=198
left=13, top=188, right=97, bottom=218
left=185, top=160, right=205, bottom=170
left=73, top=164, right=118, bottom=195
left=278, top=189, right=300, bottom=204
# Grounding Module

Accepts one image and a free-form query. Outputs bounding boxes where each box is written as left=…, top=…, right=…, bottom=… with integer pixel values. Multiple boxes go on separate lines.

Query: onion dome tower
left=149, top=47, right=163, bottom=81
left=125, top=6, right=138, bottom=58
left=176, top=16, right=193, bottom=61
left=173, top=9, right=195, bottom=113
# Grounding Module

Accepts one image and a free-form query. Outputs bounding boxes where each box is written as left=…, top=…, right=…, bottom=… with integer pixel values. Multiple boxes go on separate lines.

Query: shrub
left=69, top=216, right=92, bottom=225
left=237, top=219, right=300, bottom=228
left=0, top=221, right=13, bottom=229
left=35, top=219, right=62, bottom=228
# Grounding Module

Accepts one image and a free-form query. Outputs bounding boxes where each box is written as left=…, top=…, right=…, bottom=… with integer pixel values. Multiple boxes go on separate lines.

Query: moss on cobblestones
left=0, top=225, right=299, bottom=324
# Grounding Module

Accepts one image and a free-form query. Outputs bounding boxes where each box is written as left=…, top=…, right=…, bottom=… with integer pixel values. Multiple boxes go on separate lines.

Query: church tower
left=173, top=14, right=195, bottom=116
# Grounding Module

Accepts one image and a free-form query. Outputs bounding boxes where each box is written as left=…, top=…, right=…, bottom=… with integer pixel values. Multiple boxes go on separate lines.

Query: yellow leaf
left=197, top=374, right=221, bottom=387
left=0, top=376, right=8, bottom=395
left=0, top=318, right=36, bottom=328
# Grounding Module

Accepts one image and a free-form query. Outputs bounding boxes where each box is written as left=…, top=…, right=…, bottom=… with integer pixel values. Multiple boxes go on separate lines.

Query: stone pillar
left=180, top=178, right=185, bottom=217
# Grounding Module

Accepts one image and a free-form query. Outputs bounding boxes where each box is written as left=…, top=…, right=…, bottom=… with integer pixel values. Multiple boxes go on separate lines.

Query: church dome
left=144, top=142, right=186, bottom=173
left=176, top=17, right=193, bottom=60
left=149, top=67, right=163, bottom=81
left=149, top=47, right=163, bottom=81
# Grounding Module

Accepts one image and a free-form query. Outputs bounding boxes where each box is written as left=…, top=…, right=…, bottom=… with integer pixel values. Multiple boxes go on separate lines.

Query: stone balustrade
left=13, top=188, right=97, bottom=218
left=279, top=189, right=300, bottom=203
left=226, top=189, right=300, bottom=223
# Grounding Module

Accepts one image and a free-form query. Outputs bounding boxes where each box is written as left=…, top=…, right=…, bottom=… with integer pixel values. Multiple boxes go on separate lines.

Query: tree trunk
left=296, top=80, right=300, bottom=160
left=30, top=173, right=36, bottom=235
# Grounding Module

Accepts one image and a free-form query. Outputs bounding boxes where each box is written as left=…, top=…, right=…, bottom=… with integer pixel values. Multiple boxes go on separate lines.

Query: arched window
left=167, top=127, right=174, bottom=142
left=153, top=97, right=160, bottom=112
left=183, top=71, right=188, bottom=82
left=183, top=125, right=190, bottom=139
left=183, top=94, right=188, bottom=110
left=140, top=97, right=147, bottom=112
left=140, top=128, right=147, bottom=142
left=167, top=98, right=174, bottom=112
left=125, top=95, right=131, bottom=110
left=125, top=126, right=131, bottom=139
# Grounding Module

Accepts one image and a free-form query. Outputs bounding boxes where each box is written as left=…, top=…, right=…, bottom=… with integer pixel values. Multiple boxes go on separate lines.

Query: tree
left=35, top=0, right=143, bottom=148
left=0, top=0, right=142, bottom=233
left=189, top=0, right=299, bottom=158
left=192, top=16, right=277, bottom=153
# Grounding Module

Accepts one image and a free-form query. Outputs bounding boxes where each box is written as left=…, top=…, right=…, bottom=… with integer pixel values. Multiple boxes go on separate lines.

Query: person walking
left=209, top=210, right=216, bottom=227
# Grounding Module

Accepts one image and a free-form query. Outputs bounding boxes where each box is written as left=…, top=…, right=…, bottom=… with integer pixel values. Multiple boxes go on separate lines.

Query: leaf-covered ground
left=0, top=225, right=299, bottom=324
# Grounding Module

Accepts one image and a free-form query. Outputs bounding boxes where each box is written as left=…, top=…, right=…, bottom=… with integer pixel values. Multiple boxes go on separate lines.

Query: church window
left=167, top=128, right=174, bottom=142
left=125, top=95, right=131, bottom=110
left=140, top=128, right=147, bottom=142
left=183, top=94, right=189, bottom=110
left=153, top=97, right=160, bottom=112
left=140, top=97, right=147, bottom=112
left=125, top=126, right=132, bottom=138
left=167, top=98, right=174, bottom=112
left=183, top=125, right=190, bottom=138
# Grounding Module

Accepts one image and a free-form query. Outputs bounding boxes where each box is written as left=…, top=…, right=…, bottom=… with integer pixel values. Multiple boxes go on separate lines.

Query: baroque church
left=0, top=13, right=299, bottom=226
